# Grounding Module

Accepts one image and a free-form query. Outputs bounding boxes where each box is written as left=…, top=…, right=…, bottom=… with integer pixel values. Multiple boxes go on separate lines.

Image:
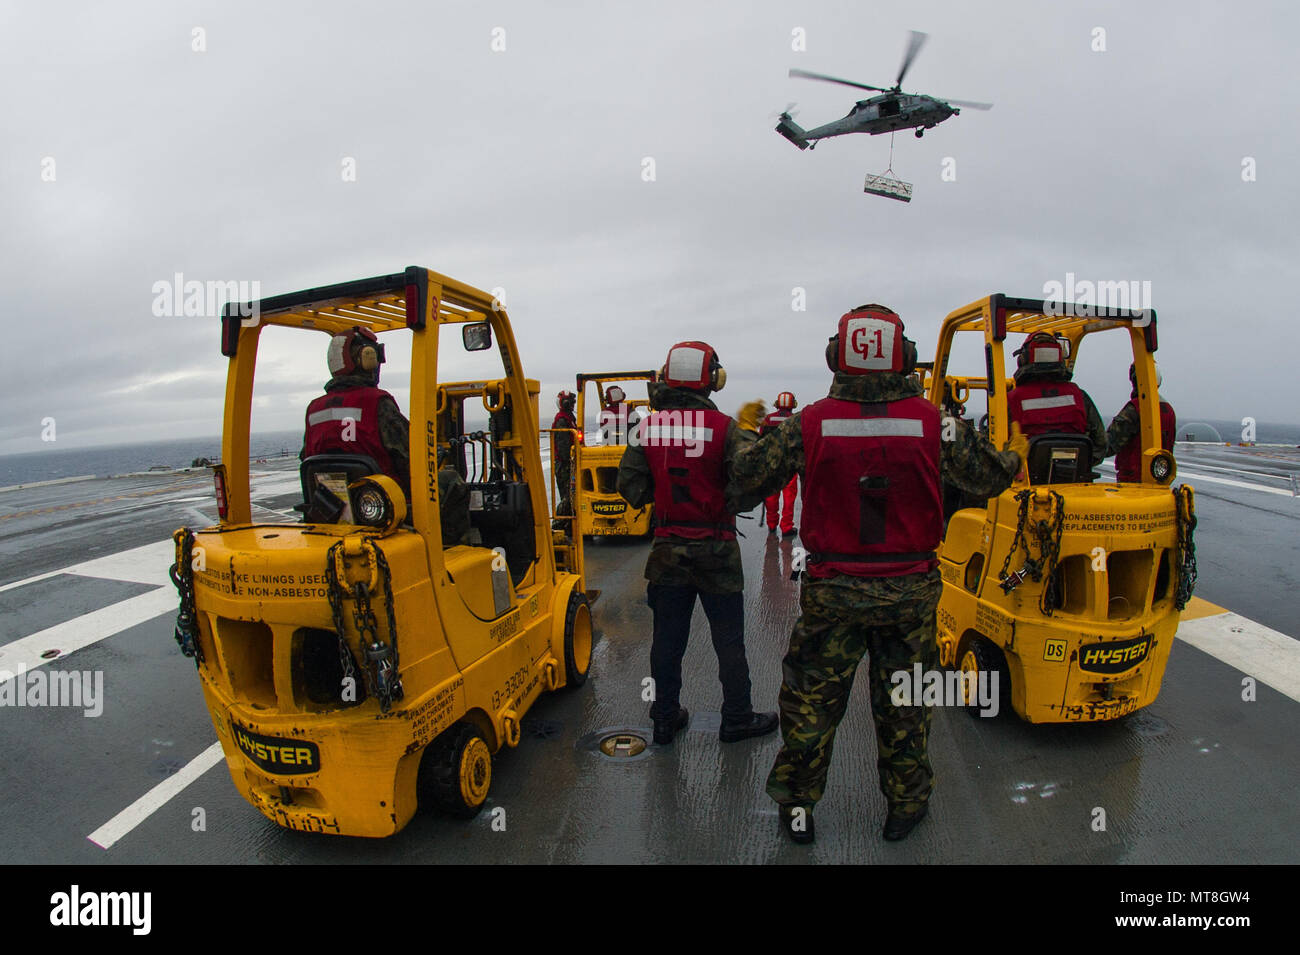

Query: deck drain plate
left=576, top=726, right=655, bottom=762
left=599, top=733, right=647, bottom=758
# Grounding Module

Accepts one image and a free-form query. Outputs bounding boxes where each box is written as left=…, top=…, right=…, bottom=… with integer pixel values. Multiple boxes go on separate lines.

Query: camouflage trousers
left=554, top=460, right=573, bottom=516
left=766, top=570, right=941, bottom=816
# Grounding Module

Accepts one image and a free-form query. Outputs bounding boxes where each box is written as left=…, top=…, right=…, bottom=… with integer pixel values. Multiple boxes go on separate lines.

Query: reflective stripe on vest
left=1007, top=381, right=1088, bottom=437
left=821, top=418, right=924, bottom=438
left=1018, top=395, right=1078, bottom=412
left=303, top=386, right=396, bottom=477
left=642, top=425, right=715, bottom=443
left=799, top=395, right=941, bottom=579
left=307, top=406, right=364, bottom=427
left=643, top=408, right=734, bottom=540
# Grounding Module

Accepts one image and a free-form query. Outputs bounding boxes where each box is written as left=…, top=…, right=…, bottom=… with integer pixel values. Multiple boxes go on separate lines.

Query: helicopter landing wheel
left=915, top=128, right=924, bottom=138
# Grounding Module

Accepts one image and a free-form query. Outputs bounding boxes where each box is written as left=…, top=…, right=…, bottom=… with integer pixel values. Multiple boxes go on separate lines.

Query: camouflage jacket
left=300, top=373, right=411, bottom=499
left=1104, top=395, right=1140, bottom=458
left=1080, top=390, right=1110, bottom=466
left=728, top=372, right=1021, bottom=605
left=729, top=371, right=1022, bottom=504
left=616, top=383, right=750, bottom=593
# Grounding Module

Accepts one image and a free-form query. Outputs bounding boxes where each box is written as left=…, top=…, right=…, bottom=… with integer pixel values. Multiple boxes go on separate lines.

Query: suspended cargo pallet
left=864, top=172, right=912, bottom=202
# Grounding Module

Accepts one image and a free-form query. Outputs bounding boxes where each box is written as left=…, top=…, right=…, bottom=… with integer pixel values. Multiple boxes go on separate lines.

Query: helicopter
left=775, top=31, right=991, bottom=150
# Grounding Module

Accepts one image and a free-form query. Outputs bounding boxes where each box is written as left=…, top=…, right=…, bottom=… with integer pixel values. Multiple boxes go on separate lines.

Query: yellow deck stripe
left=1179, top=595, right=1229, bottom=620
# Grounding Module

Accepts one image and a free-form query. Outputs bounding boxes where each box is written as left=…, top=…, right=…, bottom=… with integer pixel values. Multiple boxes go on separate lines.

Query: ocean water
left=1, top=419, right=1295, bottom=489
left=0, top=430, right=303, bottom=487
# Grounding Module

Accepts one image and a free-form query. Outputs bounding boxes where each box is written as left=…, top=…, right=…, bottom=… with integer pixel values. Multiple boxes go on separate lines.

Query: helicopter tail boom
left=775, top=113, right=810, bottom=150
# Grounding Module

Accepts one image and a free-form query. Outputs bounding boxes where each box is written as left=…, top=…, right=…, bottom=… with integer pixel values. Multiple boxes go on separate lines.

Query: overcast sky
left=2, top=0, right=1295, bottom=454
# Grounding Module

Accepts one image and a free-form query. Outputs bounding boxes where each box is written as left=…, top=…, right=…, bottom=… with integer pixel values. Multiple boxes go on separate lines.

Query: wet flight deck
left=1, top=442, right=1297, bottom=864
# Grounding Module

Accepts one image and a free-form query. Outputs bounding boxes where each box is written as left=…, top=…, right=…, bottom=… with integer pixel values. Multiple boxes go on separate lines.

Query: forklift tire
left=562, top=590, right=593, bottom=689
left=419, top=722, right=492, bottom=819
left=956, top=637, right=1009, bottom=718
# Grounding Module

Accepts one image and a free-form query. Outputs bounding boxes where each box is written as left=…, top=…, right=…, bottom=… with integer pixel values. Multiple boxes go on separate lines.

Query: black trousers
left=647, top=583, right=753, bottom=722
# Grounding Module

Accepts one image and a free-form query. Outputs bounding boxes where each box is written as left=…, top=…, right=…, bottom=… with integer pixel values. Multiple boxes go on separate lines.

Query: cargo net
left=864, top=132, right=913, bottom=202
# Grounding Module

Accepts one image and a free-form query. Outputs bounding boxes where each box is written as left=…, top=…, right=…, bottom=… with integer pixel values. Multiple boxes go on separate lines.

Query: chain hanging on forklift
left=1174, top=484, right=1198, bottom=610
left=324, top=538, right=404, bottom=712
left=169, top=527, right=204, bottom=665
left=997, top=488, right=1066, bottom=615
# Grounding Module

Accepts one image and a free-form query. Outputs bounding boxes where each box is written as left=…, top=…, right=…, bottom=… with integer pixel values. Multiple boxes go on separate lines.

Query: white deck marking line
left=88, top=742, right=225, bottom=850
left=0, top=569, right=64, bottom=593
left=0, top=539, right=175, bottom=593
left=1167, top=459, right=1297, bottom=481
left=1174, top=469, right=1296, bottom=498
left=0, top=587, right=176, bottom=680
left=1176, top=611, right=1300, bottom=704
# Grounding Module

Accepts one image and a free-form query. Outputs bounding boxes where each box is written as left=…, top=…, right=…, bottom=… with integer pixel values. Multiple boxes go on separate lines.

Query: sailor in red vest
left=617, top=342, right=779, bottom=746
left=1005, top=332, right=1107, bottom=464
left=762, top=392, right=799, bottom=536
left=302, top=326, right=410, bottom=503
left=730, top=305, right=1024, bottom=844
left=551, top=390, right=578, bottom=526
left=1106, top=363, right=1177, bottom=482
left=600, top=384, right=629, bottom=445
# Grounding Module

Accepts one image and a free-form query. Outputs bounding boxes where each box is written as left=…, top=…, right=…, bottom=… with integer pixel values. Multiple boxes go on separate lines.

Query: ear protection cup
left=712, top=365, right=726, bottom=391
left=901, top=337, right=917, bottom=376
left=328, top=326, right=386, bottom=377
left=825, top=337, right=839, bottom=373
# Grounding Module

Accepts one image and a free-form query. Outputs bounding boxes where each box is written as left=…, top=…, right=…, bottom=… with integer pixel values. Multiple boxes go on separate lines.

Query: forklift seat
left=1025, top=434, right=1096, bottom=485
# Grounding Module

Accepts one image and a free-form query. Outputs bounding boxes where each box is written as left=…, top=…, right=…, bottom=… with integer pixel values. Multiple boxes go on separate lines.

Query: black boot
left=652, top=706, right=689, bottom=745
left=779, top=804, right=815, bottom=845
left=719, top=711, right=778, bottom=742
left=882, top=803, right=929, bottom=841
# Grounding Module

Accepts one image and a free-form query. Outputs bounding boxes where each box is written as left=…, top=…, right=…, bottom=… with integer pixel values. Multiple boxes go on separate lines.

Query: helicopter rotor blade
left=941, top=98, right=993, bottom=110
left=896, top=30, right=928, bottom=87
left=769, top=102, right=800, bottom=119
left=788, top=68, right=890, bottom=93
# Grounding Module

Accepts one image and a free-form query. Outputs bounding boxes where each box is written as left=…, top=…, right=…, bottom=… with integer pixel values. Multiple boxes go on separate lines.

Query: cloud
left=1, top=0, right=1293, bottom=454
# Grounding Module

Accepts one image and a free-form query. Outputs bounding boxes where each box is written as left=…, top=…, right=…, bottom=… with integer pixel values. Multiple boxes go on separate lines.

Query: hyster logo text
left=50, top=885, right=151, bottom=935
left=1077, top=635, right=1152, bottom=673
left=232, top=723, right=320, bottom=774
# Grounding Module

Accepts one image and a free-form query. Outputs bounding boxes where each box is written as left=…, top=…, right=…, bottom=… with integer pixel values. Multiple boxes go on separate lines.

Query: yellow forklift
left=169, top=266, right=593, bottom=836
left=925, top=294, right=1197, bottom=722
left=573, top=371, right=656, bottom=537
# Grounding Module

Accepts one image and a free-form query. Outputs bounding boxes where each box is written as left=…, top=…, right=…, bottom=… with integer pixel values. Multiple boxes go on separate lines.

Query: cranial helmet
left=825, top=304, right=916, bottom=376
left=1129, top=362, right=1163, bottom=390
left=605, top=385, right=626, bottom=405
left=1013, top=332, right=1068, bottom=382
left=662, top=341, right=726, bottom=392
left=327, top=326, right=385, bottom=379
left=775, top=391, right=797, bottom=410
left=556, top=390, right=576, bottom=412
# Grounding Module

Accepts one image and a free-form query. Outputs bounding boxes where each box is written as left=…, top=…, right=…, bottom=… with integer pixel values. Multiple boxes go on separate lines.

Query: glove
left=1004, top=421, right=1029, bottom=481
left=736, top=400, right=767, bottom=433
